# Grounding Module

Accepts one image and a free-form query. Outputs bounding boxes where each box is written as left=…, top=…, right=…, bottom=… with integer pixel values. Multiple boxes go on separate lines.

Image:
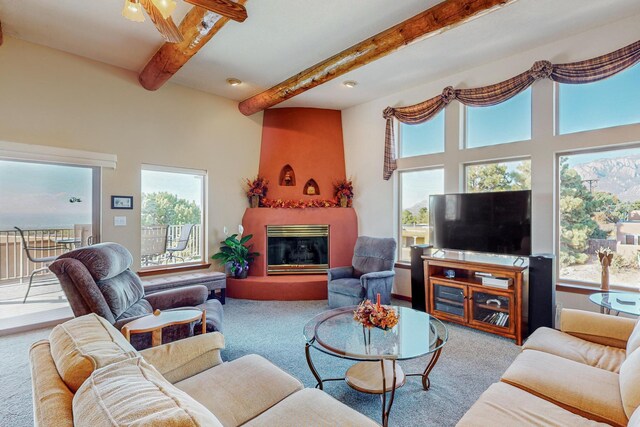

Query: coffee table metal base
left=305, top=342, right=444, bottom=427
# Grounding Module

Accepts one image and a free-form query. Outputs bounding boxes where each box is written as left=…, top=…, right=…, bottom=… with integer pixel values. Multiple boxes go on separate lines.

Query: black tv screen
left=429, top=190, right=531, bottom=256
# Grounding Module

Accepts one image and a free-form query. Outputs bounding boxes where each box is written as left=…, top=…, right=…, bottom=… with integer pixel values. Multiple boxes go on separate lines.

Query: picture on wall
left=111, top=195, right=133, bottom=210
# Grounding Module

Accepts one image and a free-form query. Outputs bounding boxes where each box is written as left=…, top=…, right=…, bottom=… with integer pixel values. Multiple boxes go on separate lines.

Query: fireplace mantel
left=241, top=207, right=358, bottom=277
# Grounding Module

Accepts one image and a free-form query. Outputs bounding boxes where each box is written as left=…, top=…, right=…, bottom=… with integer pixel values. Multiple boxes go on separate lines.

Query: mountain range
left=574, top=155, right=640, bottom=202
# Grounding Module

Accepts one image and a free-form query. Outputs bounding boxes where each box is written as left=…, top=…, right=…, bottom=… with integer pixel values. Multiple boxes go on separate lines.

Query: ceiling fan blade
left=139, top=0, right=184, bottom=43
left=184, top=0, right=247, bottom=22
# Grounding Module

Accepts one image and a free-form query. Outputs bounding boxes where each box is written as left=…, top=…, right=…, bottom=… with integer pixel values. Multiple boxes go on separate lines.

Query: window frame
left=397, top=110, right=446, bottom=159
left=554, top=144, right=640, bottom=290
left=397, top=166, right=445, bottom=262
left=463, top=87, right=533, bottom=150
left=140, top=163, right=208, bottom=270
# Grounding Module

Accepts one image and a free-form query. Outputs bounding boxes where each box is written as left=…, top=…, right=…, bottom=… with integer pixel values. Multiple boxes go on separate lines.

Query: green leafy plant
left=211, top=233, right=259, bottom=277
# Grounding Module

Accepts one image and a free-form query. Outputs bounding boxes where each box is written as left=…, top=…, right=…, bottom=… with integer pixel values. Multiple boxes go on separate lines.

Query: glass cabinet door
left=469, top=289, right=513, bottom=331
left=432, top=282, right=466, bottom=320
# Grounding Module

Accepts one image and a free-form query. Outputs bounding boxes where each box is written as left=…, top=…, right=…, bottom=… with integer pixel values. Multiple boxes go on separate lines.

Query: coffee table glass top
left=304, top=306, right=448, bottom=361
left=589, top=292, right=640, bottom=316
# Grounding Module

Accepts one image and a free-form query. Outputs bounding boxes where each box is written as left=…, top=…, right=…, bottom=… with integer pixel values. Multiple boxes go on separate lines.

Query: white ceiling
left=2, top=0, right=640, bottom=111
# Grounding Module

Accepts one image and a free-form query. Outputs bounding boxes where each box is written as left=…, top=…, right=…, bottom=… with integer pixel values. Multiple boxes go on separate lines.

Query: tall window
left=558, top=64, right=640, bottom=135
left=465, top=159, right=531, bottom=193
left=399, top=168, right=444, bottom=261
left=465, top=88, right=532, bottom=148
left=558, top=146, right=640, bottom=288
left=399, top=111, right=445, bottom=158
left=141, top=165, right=205, bottom=268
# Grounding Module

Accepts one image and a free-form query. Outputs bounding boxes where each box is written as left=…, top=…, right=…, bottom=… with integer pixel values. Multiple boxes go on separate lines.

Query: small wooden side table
left=121, top=308, right=206, bottom=347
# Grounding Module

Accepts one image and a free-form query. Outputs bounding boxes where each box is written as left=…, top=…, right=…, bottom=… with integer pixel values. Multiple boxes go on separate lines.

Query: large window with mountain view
left=399, top=168, right=444, bottom=261
left=465, top=159, right=531, bottom=193
left=559, top=147, right=640, bottom=288
left=141, top=166, right=205, bottom=268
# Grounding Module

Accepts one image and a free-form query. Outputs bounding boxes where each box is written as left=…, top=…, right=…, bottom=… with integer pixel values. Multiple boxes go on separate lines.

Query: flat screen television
left=429, top=190, right=531, bottom=256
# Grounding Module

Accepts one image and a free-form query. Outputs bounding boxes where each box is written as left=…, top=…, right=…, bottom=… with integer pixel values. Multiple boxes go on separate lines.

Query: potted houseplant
left=246, top=176, right=268, bottom=208
left=212, top=228, right=259, bottom=279
left=334, top=178, right=354, bottom=208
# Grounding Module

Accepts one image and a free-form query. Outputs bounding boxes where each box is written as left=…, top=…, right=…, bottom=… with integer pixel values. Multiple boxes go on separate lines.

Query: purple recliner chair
left=49, top=242, right=223, bottom=350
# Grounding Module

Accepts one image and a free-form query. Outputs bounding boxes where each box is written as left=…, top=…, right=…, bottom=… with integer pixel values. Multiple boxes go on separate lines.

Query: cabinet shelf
left=424, top=254, right=526, bottom=345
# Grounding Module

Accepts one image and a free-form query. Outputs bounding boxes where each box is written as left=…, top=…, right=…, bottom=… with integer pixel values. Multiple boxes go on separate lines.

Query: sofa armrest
left=328, top=266, right=354, bottom=281
left=360, top=270, right=395, bottom=282
left=139, top=332, right=225, bottom=383
left=145, top=285, right=208, bottom=310
left=561, top=308, right=637, bottom=348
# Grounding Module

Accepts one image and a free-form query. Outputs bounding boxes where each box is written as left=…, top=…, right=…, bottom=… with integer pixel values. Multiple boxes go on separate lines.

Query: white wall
left=0, top=37, right=263, bottom=271
left=342, top=15, right=640, bottom=305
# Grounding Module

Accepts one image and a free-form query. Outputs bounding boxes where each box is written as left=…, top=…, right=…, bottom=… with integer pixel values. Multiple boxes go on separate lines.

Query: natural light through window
left=399, top=168, right=444, bottom=261
left=558, top=64, right=640, bottom=135
left=466, top=88, right=532, bottom=148
left=141, top=166, right=205, bottom=268
left=400, top=111, right=445, bottom=158
left=466, top=159, right=531, bottom=193
left=559, top=147, right=640, bottom=288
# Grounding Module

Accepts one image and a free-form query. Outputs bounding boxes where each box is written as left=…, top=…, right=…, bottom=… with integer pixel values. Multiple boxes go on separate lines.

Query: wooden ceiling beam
left=140, top=0, right=183, bottom=43
left=238, top=0, right=517, bottom=116
left=0, top=20, right=4, bottom=47
left=184, top=0, right=247, bottom=22
left=139, top=0, right=247, bottom=91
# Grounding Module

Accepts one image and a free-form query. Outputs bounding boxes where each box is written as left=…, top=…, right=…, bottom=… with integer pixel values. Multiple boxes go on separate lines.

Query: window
left=141, top=165, right=206, bottom=267
left=465, top=88, right=532, bottom=148
left=465, top=159, right=531, bottom=193
left=399, top=111, right=445, bottom=158
left=558, top=64, right=640, bottom=135
left=399, top=168, right=444, bottom=261
left=558, top=146, right=640, bottom=288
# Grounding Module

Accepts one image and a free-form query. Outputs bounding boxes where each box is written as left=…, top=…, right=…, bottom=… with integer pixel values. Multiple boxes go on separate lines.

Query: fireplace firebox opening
left=267, top=225, right=329, bottom=275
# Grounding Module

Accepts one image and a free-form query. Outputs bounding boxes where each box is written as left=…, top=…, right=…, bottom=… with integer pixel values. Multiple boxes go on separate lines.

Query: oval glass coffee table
left=303, top=306, right=448, bottom=426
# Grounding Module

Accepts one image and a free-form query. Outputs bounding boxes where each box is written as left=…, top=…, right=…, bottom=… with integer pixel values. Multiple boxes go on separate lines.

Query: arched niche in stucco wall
left=303, top=179, right=320, bottom=196
left=279, top=164, right=296, bottom=186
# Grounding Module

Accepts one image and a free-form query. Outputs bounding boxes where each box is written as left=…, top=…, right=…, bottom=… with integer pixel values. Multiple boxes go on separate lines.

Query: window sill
left=394, top=262, right=411, bottom=270
left=138, top=262, right=211, bottom=277
left=556, top=282, right=640, bottom=295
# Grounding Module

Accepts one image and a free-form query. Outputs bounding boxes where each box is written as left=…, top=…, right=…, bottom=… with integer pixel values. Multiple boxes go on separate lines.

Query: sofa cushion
left=456, top=382, right=609, bottom=426
left=58, top=242, right=133, bottom=281
left=49, top=313, right=138, bottom=392
left=243, top=388, right=380, bottom=427
left=98, top=269, right=147, bottom=319
left=620, top=348, right=640, bottom=418
left=175, top=354, right=303, bottom=427
left=524, top=327, right=626, bottom=373
left=501, top=350, right=627, bottom=426
left=627, top=320, right=640, bottom=356
left=328, top=278, right=365, bottom=297
left=73, top=357, right=222, bottom=427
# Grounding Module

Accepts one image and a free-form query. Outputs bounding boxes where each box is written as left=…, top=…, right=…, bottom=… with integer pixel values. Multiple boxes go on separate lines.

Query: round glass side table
left=589, top=292, right=640, bottom=316
left=303, top=306, right=448, bottom=427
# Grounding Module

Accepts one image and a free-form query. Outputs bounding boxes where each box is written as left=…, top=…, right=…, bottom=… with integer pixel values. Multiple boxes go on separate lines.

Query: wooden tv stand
left=423, top=252, right=527, bottom=345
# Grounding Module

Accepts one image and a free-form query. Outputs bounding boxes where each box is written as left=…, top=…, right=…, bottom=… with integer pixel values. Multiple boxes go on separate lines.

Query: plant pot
left=250, top=195, right=260, bottom=208
left=234, top=269, right=248, bottom=279
left=339, top=196, right=348, bottom=208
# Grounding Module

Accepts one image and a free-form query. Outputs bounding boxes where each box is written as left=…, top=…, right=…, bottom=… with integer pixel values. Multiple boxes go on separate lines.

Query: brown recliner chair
left=49, top=242, right=223, bottom=350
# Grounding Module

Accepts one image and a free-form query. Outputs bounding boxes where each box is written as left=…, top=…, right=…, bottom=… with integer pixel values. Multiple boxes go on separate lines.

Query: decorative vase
left=234, top=269, right=248, bottom=279
left=597, top=249, right=613, bottom=291
left=250, top=195, right=260, bottom=208
left=339, top=195, right=348, bottom=208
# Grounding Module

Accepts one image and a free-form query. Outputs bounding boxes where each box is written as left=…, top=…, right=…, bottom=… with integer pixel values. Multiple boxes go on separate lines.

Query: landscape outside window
left=141, top=168, right=204, bottom=267
left=559, top=147, right=640, bottom=288
left=399, top=168, right=444, bottom=261
left=465, top=159, right=531, bottom=193
left=399, top=110, right=445, bottom=158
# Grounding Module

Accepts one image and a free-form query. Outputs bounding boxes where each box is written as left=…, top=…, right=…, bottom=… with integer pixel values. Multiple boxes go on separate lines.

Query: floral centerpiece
left=334, top=179, right=354, bottom=208
left=353, top=294, right=399, bottom=331
left=246, top=176, right=268, bottom=208
left=212, top=225, right=259, bottom=279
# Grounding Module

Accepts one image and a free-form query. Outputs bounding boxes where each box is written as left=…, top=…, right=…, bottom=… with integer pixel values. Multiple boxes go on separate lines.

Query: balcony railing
left=1, top=224, right=203, bottom=284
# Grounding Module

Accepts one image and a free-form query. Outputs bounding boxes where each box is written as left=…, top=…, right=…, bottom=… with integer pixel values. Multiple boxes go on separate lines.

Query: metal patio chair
left=141, top=225, right=169, bottom=266
left=15, top=227, right=66, bottom=303
left=165, top=224, right=195, bottom=264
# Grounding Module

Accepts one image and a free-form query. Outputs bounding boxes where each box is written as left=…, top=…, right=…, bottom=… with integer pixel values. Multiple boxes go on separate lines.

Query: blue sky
left=141, top=170, right=203, bottom=205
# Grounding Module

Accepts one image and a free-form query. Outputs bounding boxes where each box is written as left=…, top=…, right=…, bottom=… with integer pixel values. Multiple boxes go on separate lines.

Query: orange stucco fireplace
left=226, top=107, right=358, bottom=301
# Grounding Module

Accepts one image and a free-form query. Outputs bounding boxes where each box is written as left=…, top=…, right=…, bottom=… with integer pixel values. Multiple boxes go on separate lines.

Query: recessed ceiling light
left=226, top=78, right=242, bottom=86
left=343, top=80, right=358, bottom=88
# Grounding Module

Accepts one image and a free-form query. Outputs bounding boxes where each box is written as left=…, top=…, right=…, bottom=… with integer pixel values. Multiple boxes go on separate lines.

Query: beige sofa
left=458, top=309, right=640, bottom=426
left=30, top=313, right=379, bottom=427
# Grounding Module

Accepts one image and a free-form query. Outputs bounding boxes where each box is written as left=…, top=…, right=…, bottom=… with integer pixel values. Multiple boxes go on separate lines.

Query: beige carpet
left=0, top=299, right=521, bottom=426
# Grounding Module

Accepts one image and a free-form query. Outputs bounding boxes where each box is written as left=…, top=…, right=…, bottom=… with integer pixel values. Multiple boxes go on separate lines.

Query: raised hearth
left=267, top=225, right=329, bottom=275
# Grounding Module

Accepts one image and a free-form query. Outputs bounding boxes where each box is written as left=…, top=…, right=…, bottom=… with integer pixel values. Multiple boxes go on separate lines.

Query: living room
left=1, top=1, right=640, bottom=426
